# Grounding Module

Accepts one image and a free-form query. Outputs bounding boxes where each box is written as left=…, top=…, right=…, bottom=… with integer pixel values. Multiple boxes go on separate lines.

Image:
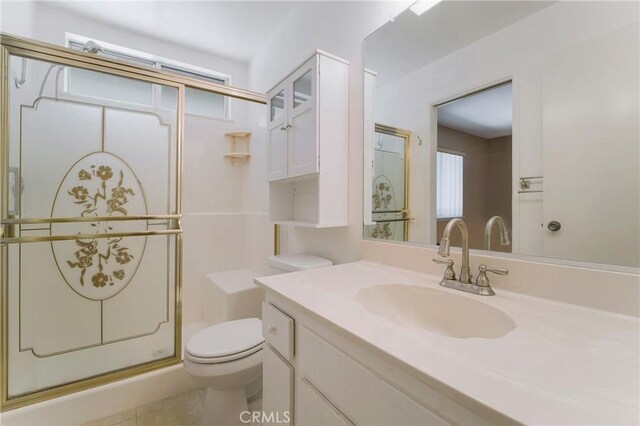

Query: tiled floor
left=84, top=388, right=206, bottom=426
left=84, top=388, right=263, bottom=426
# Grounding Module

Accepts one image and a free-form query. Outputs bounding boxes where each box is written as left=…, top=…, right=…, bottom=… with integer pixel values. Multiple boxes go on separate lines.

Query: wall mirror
left=363, top=1, right=640, bottom=269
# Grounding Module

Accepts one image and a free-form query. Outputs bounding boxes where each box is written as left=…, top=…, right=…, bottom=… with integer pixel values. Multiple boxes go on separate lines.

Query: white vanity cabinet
left=261, top=299, right=491, bottom=426
left=267, top=51, right=349, bottom=228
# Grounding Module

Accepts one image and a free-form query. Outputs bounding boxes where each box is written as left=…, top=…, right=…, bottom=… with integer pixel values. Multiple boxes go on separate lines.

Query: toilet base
left=202, top=387, right=248, bottom=426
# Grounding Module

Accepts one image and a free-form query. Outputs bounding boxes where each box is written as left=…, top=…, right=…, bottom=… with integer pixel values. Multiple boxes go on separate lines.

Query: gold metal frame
left=0, top=33, right=268, bottom=412
left=274, top=224, right=281, bottom=256
left=373, top=123, right=412, bottom=241
left=0, top=33, right=265, bottom=104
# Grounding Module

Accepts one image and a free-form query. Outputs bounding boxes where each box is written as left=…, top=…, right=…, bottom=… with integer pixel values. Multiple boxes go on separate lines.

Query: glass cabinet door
left=267, top=82, right=288, bottom=181
left=287, top=58, right=318, bottom=178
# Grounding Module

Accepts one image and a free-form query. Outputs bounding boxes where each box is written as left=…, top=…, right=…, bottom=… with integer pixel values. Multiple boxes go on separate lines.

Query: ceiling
left=365, top=1, right=556, bottom=87
left=437, top=83, right=512, bottom=139
left=44, top=1, right=299, bottom=63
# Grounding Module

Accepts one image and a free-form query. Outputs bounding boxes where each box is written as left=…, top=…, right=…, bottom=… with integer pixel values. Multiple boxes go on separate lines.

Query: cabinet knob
left=280, top=125, right=286, bottom=131
left=268, top=325, right=276, bottom=334
left=547, top=221, right=561, bottom=232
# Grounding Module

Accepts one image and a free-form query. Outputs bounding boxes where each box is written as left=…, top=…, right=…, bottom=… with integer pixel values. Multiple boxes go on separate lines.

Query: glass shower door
left=1, top=53, right=183, bottom=408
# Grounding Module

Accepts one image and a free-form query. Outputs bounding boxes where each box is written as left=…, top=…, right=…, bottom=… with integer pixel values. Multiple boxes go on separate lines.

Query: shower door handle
left=0, top=214, right=182, bottom=244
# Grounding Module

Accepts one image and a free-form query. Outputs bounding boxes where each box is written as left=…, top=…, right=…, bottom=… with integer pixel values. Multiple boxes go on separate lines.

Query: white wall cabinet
left=267, top=51, right=349, bottom=228
left=261, top=297, right=492, bottom=426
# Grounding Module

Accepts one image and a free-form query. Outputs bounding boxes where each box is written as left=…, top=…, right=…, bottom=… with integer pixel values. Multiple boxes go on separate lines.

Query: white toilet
left=184, top=254, right=332, bottom=425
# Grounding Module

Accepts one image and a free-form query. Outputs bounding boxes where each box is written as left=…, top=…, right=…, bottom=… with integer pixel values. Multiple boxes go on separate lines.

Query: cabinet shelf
left=224, top=132, right=251, bottom=164
left=224, top=152, right=251, bottom=159
left=225, top=131, right=252, bottom=138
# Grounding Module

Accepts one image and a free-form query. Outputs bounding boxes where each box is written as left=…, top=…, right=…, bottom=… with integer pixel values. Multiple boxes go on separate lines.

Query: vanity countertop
left=255, top=261, right=640, bottom=425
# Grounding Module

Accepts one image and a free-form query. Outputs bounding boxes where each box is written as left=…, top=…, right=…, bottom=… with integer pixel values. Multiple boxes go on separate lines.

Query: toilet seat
left=186, top=318, right=264, bottom=364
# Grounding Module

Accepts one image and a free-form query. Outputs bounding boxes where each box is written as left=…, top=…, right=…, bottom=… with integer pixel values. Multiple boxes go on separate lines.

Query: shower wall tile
left=183, top=115, right=245, bottom=214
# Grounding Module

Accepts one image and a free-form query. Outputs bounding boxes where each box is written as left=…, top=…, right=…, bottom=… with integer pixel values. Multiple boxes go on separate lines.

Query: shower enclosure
left=0, top=34, right=265, bottom=411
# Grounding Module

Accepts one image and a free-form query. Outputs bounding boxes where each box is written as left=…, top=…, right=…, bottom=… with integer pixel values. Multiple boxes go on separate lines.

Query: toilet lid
left=186, top=318, right=264, bottom=360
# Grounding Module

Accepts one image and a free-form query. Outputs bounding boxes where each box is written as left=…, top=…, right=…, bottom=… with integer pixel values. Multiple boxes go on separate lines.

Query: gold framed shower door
left=0, top=32, right=267, bottom=412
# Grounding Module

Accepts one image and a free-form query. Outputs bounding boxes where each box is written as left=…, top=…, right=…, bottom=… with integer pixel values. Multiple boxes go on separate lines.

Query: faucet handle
left=433, top=258, right=456, bottom=280
left=478, top=264, right=508, bottom=275
left=475, top=264, right=508, bottom=288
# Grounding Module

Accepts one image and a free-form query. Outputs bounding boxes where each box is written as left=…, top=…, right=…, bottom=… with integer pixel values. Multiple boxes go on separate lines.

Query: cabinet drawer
left=262, top=303, right=294, bottom=361
left=296, top=378, right=352, bottom=426
left=298, top=326, right=447, bottom=425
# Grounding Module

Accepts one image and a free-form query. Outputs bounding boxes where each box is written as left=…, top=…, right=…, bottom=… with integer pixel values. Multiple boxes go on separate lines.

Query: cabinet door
left=298, top=326, right=448, bottom=425
left=268, top=82, right=288, bottom=181
left=287, top=58, right=319, bottom=178
left=296, top=378, right=352, bottom=425
left=263, top=344, right=293, bottom=426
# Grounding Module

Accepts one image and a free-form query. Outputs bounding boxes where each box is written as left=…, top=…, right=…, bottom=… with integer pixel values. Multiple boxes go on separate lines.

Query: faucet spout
left=484, top=216, right=511, bottom=251
left=438, top=218, right=471, bottom=283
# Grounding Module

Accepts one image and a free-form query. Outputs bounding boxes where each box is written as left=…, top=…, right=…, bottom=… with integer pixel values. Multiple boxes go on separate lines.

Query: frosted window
left=161, top=87, right=226, bottom=119
left=161, top=66, right=226, bottom=119
left=437, top=151, right=463, bottom=218
left=67, top=68, right=154, bottom=105
left=67, top=39, right=229, bottom=119
left=67, top=40, right=155, bottom=105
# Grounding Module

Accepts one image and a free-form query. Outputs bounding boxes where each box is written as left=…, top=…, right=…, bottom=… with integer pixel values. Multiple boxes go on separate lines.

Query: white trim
left=436, top=147, right=466, bottom=157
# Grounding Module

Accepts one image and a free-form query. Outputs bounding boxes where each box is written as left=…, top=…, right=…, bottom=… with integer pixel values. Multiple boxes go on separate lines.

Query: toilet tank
left=268, top=254, right=333, bottom=274
left=205, top=269, right=264, bottom=325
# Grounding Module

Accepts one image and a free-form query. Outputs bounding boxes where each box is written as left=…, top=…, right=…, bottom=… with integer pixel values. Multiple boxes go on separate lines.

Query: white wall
left=374, top=1, right=639, bottom=266
left=248, top=1, right=411, bottom=264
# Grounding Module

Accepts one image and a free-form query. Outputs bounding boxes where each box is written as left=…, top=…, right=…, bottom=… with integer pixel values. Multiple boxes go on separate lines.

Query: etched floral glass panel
left=4, top=55, right=180, bottom=399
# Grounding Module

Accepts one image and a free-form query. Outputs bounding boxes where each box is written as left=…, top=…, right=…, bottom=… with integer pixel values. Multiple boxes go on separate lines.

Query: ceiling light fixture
left=409, top=0, right=442, bottom=16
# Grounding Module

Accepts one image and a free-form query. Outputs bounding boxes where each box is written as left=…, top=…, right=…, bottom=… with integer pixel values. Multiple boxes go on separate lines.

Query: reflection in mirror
left=435, top=83, right=512, bottom=253
left=363, top=1, right=640, bottom=268
left=365, top=125, right=410, bottom=241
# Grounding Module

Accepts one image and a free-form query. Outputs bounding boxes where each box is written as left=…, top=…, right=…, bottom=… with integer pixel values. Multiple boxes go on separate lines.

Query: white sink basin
left=355, top=284, right=516, bottom=339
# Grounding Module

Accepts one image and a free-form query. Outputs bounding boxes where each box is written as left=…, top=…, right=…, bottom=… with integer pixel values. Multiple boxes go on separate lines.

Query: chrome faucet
left=433, top=218, right=509, bottom=296
left=484, top=216, right=511, bottom=251
left=437, top=218, right=472, bottom=283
